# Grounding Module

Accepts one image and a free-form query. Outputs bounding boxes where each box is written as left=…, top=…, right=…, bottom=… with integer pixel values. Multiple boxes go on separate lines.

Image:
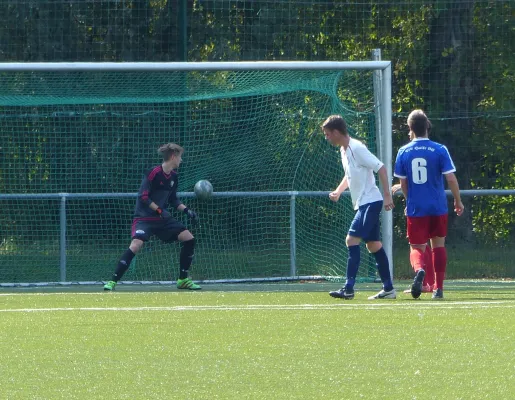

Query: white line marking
left=0, top=301, right=514, bottom=313
left=0, top=292, right=154, bottom=296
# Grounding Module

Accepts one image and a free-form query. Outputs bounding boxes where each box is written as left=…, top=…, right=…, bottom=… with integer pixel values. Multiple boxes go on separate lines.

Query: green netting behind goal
left=0, top=68, right=379, bottom=283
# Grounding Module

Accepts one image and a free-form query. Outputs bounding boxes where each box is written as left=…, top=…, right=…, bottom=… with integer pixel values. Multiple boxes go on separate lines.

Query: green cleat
left=177, top=278, right=201, bottom=290
left=103, top=281, right=117, bottom=291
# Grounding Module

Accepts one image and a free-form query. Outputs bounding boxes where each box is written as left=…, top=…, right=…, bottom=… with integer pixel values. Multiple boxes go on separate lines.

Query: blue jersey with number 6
left=394, top=138, right=456, bottom=217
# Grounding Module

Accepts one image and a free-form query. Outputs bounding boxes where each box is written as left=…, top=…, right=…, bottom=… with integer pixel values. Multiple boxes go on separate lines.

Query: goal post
left=0, top=61, right=392, bottom=285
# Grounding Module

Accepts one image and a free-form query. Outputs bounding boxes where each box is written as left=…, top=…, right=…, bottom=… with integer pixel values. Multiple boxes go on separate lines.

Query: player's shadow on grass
left=395, top=294, right=515, bottom=301
left=396, top=297, right=434, bottom=302
left=467, top=296, right=515, bottom=301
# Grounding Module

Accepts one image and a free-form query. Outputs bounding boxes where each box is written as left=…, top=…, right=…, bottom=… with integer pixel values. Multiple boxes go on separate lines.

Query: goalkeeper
left=103, top=143, right=200, bottom=291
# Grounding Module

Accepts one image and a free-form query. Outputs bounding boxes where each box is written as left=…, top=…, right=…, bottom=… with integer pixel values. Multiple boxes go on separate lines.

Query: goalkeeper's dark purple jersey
left=134, top=165, right=181, bottom=218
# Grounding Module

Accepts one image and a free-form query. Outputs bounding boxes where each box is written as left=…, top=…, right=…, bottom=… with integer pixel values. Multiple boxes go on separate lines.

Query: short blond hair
left=158, top=143, right=184, bottom=161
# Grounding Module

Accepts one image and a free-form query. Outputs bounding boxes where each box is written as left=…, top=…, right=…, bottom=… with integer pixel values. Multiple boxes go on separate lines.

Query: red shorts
left=407, top=215, right=448, bottom=245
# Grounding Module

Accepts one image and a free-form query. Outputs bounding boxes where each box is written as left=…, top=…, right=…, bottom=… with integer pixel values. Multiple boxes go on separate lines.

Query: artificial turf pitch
left=0, top=281, right=514, bottom=399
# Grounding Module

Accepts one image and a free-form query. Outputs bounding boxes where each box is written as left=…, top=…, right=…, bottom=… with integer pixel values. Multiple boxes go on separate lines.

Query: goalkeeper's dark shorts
left=131, top=217, right=187, bottom=243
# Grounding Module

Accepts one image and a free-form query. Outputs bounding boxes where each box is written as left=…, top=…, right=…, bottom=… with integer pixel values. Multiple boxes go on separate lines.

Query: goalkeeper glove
left=184, top=207, right=198, bottom=222
left=156, top=208, right=172, bottom=219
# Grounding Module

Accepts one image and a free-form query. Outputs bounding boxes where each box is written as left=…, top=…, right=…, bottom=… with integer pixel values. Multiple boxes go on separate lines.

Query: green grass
left=0, top=282, right=514, bottom=399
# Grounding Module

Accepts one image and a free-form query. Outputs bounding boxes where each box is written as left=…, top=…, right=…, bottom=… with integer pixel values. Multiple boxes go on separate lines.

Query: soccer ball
left=194, top=180, right=213, bottom=200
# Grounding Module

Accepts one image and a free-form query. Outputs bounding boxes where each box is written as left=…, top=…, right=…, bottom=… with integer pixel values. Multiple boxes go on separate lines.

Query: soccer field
left=1, top=282, right=514, bottom=399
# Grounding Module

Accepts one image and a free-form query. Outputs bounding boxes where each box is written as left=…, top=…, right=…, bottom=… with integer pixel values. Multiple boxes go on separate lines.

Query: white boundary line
left=0, top=301, right=514, bottom=313
left=0, top=292, right=162, bottom=296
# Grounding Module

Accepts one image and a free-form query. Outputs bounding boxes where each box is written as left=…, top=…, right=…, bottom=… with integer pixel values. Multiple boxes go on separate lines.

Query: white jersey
left=340, top=138, right=384, bottom=210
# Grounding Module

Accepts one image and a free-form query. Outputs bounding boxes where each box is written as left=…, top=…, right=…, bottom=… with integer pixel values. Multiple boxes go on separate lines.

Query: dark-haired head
left=407, top=110, right=430, bottom=138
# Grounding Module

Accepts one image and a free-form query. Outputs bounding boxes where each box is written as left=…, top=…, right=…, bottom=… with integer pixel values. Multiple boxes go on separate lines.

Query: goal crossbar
left=0, top=61, right=391, bottom=72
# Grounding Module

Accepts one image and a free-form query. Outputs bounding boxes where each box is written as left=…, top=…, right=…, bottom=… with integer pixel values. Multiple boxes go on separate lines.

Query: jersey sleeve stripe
left=442, top=145, right=456, bottom=171
left=442, top=169, right=456, bottom=174
left=148, top=166, right=162, bottom=181
left=393, top=173, right=407, bottom=178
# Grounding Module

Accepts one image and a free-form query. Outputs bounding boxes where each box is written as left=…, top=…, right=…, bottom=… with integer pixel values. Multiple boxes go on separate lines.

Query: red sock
left=409, top=248, right=425, bottom=273
left=433, top=247, right=447, bottom=290
left=423, top=246, right=435, bottom=289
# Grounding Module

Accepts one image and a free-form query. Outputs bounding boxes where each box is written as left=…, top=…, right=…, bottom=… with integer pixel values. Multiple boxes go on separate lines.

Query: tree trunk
left=428, top=1, right=480, bottom=243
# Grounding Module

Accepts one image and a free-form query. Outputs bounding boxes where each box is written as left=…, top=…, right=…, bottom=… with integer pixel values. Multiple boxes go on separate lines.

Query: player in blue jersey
left=392, top=183, right=435, bottom=293
left=392, top=125, right=435, bottom=293
left=322, top=115, right=396, bottom=300
left=103, top=143, right=200, bottom=291
left=394, top=110, right=464, bottom=299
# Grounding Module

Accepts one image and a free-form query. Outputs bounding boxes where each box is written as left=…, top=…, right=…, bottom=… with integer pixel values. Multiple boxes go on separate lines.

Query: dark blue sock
left=374, top=247, right=393, bottom=291
left=345, top=245, right=360, bottom=291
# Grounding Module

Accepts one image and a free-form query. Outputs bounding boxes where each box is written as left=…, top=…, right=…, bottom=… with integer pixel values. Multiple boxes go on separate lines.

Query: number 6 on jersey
left=411, top=157, right=427, bottom=184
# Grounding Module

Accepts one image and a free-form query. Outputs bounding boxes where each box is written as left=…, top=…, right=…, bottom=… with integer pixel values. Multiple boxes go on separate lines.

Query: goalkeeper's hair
left=408, top=110, right=431, bottom=137
left=158, top=143, right=184, bottom=161
left=321, top=115, right=348, bottom=135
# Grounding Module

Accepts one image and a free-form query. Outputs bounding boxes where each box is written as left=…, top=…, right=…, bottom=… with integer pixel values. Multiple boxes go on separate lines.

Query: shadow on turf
left=467, top=297, right=515, bottom=301
left=394, top=292, right=515, bottom=302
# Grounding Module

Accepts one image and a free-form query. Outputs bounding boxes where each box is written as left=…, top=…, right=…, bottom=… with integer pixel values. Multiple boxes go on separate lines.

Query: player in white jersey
left=321, top=115, right=396, bottom=300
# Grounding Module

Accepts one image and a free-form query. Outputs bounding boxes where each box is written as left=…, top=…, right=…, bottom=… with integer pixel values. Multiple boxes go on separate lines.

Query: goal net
left=0, top=62, right=391, bottom=284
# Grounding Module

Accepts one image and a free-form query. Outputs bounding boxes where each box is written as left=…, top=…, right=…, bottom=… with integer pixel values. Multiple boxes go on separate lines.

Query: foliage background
left=0, top=0, right=513, bottom=280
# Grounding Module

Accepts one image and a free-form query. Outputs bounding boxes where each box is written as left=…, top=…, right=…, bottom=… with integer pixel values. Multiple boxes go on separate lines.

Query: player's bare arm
left=391, top=180, right=408, bottom=197
left=445, top=173, right=464, bottom=216
left=377, top=166, right=394, bottom=211
left=399, top=178, right=408, bottom=199
left=391, top=182, right=402, bottom=195
left=395, top=178, right=409, bottom=217
left=329, top=176, right=349, bottom=202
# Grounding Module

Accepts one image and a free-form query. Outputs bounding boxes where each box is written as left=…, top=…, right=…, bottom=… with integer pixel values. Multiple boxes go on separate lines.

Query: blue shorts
left=348, top=200, right=383, bottom=242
